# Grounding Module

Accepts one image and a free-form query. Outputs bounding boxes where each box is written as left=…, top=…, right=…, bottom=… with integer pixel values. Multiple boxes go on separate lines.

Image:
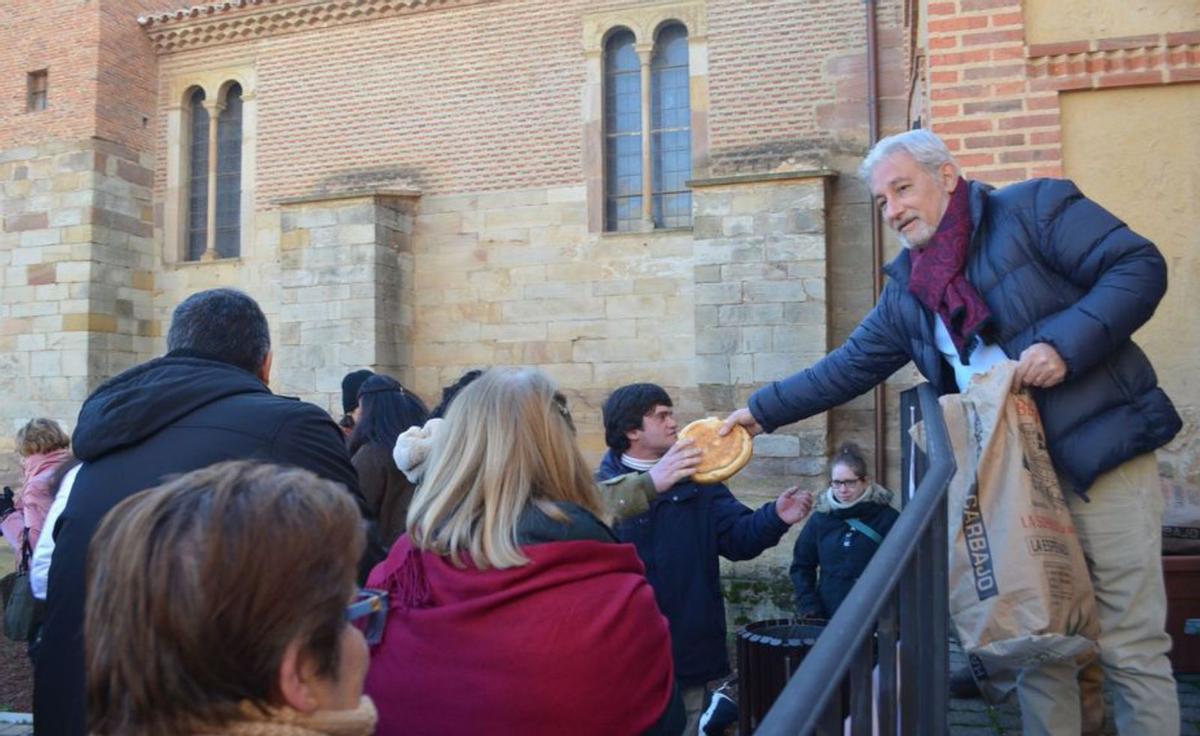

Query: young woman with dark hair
left=348, top=374, right=428, bottom=548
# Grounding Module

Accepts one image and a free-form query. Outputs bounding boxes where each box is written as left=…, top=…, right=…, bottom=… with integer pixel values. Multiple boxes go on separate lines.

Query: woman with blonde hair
left=86, top=461, right=379, bottom=736
left=365, top=367, right=682, bottom=735
left=1, top=418, right=72, bottom=556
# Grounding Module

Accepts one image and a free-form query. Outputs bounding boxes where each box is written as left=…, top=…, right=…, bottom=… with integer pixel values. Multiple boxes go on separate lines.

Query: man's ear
left=625, top=427, right=642, bottom=447
left=257, top=350, right=273, bottom=386
left=277, top=639, right=320, bottom=714
left=939, top=161, right=959, bottom=192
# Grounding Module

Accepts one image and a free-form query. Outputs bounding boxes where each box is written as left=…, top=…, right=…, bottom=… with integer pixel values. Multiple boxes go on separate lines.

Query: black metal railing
left=753, top=383, right=956, bottom=735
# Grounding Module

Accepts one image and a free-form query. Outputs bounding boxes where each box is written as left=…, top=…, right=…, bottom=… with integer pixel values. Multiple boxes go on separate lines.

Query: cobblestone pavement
left=948, top=643, right=1200, bottom=735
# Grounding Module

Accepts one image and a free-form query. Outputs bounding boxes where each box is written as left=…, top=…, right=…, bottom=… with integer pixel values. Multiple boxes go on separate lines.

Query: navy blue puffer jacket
left=597, top=450, right=790, bottom=686
left=790, top=486, right=899, bottom=619
left=750, top=179, right=1180, bottom=494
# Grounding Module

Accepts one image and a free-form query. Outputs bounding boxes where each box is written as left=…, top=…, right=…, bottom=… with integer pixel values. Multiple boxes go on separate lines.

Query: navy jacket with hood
left=750, top=178, right=1180, bottom=494
left=33, top=354, right=361, bottom=736
left=790, top=487, right=899, bottom=619
left=597, top=450, right=790, bottom=686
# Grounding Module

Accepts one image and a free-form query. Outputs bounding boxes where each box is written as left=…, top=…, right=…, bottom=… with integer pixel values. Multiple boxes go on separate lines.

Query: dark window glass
left=604, top=30, right=642, bottom=232
left=27, top=70, right=47, bottom=112
left=651, top=25, right=692, bottom=228
left=187, top=88, right=209, bottom=261
left=215, top=84, right=242, bottom=258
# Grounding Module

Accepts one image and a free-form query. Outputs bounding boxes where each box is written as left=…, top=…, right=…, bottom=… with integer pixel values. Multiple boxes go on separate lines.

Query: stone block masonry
left=691, top=173, right=834, bottom=488
left=0, top=137, right=157, bottom=486
left=407, top=185, right=697, bottom=464
left=690, top=172, right=837, bottom=582
left=275, top=191, right=419, bottom=415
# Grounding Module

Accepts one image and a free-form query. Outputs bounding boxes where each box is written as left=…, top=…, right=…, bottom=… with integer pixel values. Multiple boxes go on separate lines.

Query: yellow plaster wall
left=1024, top=0, right=1199, bottom=45
left=1060, top=82, right=1200, bottom=481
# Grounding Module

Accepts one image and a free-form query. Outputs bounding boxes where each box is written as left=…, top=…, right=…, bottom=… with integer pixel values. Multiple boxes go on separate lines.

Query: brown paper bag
left=1161, top=477, right=1200, bottom=555
left=940, top=361, right=1100, bottom=702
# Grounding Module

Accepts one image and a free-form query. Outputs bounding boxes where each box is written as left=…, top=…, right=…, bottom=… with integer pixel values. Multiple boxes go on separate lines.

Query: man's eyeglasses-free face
left=346, top=588, right=388, bottom=646
left=830, top=478, right=863, bottom=489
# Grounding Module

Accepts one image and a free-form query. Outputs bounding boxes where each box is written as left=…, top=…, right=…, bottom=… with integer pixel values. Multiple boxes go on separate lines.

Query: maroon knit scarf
left=907, top=177, right=992, bottom=362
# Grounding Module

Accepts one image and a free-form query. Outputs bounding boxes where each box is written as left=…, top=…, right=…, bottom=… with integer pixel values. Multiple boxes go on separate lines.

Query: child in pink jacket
left=2, top=419, right=72, bottom=555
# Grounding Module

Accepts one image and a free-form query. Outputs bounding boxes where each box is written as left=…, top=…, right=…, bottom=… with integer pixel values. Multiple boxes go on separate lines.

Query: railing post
left=751, top=383, right=954, bottom=736
left=876, top=596, right=899, bottom=735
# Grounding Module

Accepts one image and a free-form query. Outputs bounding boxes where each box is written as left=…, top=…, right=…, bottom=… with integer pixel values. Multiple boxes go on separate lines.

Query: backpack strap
left=846, top=518, right=883, bottom=545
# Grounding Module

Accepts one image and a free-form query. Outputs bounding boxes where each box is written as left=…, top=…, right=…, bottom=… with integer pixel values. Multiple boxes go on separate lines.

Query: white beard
left=897, top=220, right=935, bottom=249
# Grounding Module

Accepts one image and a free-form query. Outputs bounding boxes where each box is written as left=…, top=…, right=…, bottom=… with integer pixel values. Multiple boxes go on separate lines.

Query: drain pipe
left=865, top=0, right=887, bottom=484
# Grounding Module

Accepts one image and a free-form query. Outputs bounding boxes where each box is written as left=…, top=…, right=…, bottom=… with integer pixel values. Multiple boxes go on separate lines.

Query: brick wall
left=0, top=0, right=171, bottom=151
left=923, top=0, right=1199, bottom=187
left=0, top=1, right=101, bottom=148
left=151, top=0, right=908, bottom=201
left=96, top=0, right=177, bottom=152
left=707, top=0, right=908, bottom=173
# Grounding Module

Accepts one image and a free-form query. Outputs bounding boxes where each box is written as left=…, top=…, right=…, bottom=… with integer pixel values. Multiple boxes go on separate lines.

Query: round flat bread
left=678, top=417, right=753, bottom=484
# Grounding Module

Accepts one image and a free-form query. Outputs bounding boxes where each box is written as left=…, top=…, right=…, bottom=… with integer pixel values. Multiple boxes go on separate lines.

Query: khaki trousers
left=682, top=682, right=711, bottom=735
left=1016, top=453, right=1179, bottom=735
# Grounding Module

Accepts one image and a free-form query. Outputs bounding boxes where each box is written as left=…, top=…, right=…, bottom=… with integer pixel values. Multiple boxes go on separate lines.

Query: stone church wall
left=0, top=137, right=156, bottom=483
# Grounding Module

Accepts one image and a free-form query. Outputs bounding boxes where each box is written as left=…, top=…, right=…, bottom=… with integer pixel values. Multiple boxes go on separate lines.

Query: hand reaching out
left=719, top=408, right=763, bottom=438
left=649, top=439, right=703, bottom=492
left=775, top=485, right=814, bottom=525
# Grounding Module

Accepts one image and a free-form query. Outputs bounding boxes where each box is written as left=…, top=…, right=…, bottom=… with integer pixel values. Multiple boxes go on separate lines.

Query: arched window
left=215, top=84, right=242, bottom=258
left=184, top=83, right=242, bottom=261
left=186, top=88, right=209, bottom=261
left=651, top=24, right=691, bottom=228
left=604, top=30, right=642, bottom=232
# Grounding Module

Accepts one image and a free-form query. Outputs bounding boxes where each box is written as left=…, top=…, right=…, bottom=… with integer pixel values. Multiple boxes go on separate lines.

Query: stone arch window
left=215, top=83, right=243, bottom=258
left=166, top=66, right=255, bottom=265
left=184, top=82, right=243, bottom=261
left=186, top=87, right=210, bottom=260
left=584, top=3, right=707, bottom=233
left=604, top=29, right=643, bottom=232
left=651, top=23, right=691, bottom=229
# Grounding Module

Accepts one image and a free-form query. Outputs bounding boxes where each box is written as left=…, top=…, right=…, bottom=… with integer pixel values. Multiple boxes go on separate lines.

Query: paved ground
left=948, top=642, right=1200, bottom=735
left=0, top=545, right=32, bottom=721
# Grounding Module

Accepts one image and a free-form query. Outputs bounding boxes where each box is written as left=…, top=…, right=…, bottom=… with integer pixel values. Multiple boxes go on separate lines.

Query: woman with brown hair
left=365, top=367, right=683, bottom=735
left=789, top=442, right=899, bottom=621
left=85, top=461, right=379, bottom=736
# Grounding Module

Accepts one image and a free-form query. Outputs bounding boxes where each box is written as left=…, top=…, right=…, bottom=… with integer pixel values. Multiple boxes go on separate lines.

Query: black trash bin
left=736, top=619, right=825, bottom=734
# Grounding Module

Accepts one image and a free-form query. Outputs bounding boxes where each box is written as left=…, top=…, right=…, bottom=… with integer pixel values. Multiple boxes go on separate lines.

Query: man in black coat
left=33, top=288, right=364, bottom=736
left=723, top=130, right=1180, bottom=735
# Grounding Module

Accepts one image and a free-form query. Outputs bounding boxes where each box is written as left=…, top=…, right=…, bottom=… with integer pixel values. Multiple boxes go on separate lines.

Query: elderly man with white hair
left=723, top=129, right=1181, bottom=735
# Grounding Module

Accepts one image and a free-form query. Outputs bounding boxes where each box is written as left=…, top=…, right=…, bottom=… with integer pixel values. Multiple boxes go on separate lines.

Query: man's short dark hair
left=166, top=289, right=271, bottom=375
left=602, top=383, right=673, bottom=453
